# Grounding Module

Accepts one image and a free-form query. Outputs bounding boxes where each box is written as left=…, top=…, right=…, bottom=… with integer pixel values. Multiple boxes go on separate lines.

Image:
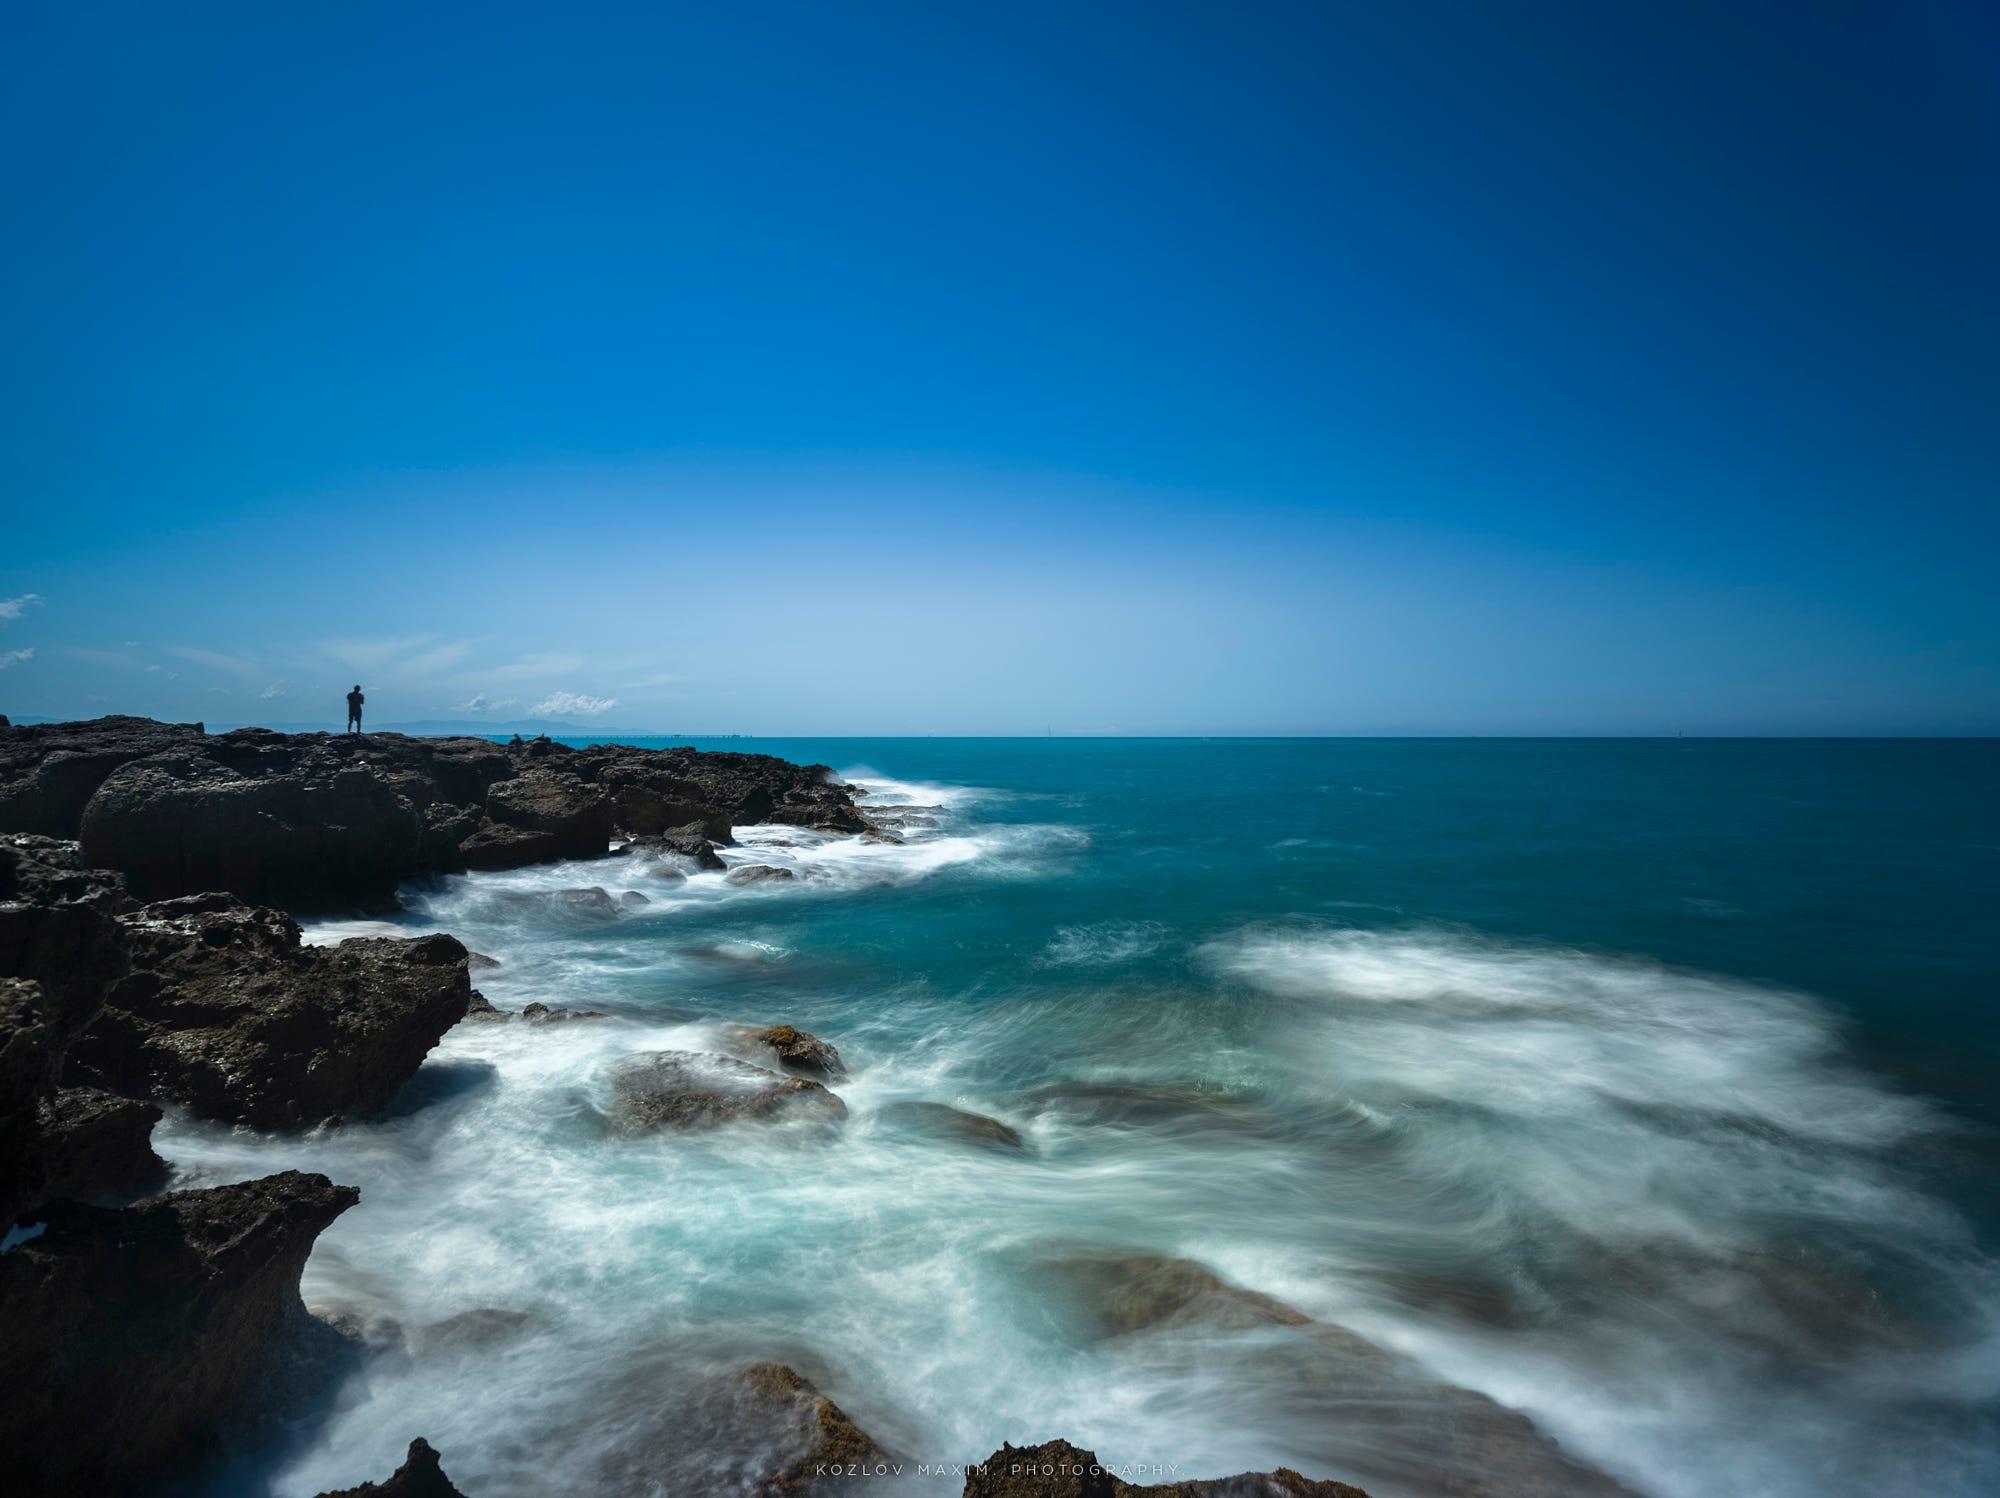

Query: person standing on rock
left=346, top=684, right=365, bottom=735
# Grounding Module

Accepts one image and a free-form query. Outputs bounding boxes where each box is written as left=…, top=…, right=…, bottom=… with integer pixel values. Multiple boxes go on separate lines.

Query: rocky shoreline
left=0, top=716, right=1625, bottom=1495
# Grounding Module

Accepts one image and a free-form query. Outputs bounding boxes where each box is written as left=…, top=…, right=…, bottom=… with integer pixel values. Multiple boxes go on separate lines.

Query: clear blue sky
left=2, top=2, right=1994, bottom=734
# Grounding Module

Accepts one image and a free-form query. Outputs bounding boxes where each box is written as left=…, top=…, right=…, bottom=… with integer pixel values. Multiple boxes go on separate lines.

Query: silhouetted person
left=346, top=684, right=364, bottom=735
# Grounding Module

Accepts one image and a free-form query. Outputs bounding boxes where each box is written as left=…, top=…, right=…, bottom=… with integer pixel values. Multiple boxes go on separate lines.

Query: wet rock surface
left=723, top=1022, right=849, bottom=1080
left=313, top=1438, right=468, bottom=1498
left=0, top=1171, right=360, bottom=1494
left=727, top=863, right=797, bottom=885
left=79, top=896, right=470, bottom=1128
left=1026, top=1252, right=1634, bottom=1498
left=964, top=1439, right=1370, bottom=1497
left=609, top=1049, right=848, bottom=1133
left=0, top=717, right=872, bottom=908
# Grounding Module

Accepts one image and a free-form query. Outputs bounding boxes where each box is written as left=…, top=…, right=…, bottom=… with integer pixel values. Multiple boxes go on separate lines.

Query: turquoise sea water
left=162, top=737, right=2000, bottom=1497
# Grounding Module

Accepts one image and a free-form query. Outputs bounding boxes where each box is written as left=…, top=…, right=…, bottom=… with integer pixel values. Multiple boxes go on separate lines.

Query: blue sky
left=2, top=2, right=1994, bottom=734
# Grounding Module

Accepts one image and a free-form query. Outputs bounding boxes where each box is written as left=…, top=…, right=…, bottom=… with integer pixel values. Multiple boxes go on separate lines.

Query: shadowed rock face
left=0, top=718, right=871, bottom=908
left=964, top=1439, right=1370, bottom=1497
left=77, top=895, right=470, bottom=1128
left=0, top=1171, right=359, bottom=1494
left=609, top=1050, right=848, bottom=1133
left=0, top=834, right=132, bottom=1044
left=313, top=1438, right=468, bottom=1498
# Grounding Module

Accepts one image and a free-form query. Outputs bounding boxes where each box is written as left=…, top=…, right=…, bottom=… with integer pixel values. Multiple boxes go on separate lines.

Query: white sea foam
left=194, top=818, right=1997, bottom=1497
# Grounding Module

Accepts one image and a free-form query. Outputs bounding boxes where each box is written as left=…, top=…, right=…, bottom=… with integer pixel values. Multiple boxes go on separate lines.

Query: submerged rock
left=723, top=1022, right=848, bottom=1081
left=1024, top=1252, right=1634, bottom=1498
left=78, top=896, right=469, bottom=1128
left=0, top=1171, right=360, bottom=1493
left=313, top=1438, right=467, bottom=1498
left=595, top=1361, right=895, bottom=1496
left=879, top=1100, right=1025, bottom=1151
left=963, top=1439, right=1369, bottom=1496
left=608, top=1050, right=847, bottom=1133
left=726, top=864, right=797, bottom=886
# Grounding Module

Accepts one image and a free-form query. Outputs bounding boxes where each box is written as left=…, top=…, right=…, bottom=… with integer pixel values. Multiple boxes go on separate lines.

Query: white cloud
left=0, top=594, right=42, bottom=624
left=453, top=694, right=519, bottom=714
left=531, top=691, right=619, bottom=718
left=259, top=682, right=287, bottom=700
left=0, top=647, right=32, bottom=670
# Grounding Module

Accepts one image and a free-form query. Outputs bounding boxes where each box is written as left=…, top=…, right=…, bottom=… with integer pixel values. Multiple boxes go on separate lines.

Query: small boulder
left=608, top=1050, right=846, bottom=1133
left=722, top=1023, right=848, bottom=1081
left=313, top=1438, right=467, bottom=1498
left=725, top=864, right=796, bottom=886
left=963, top=1439, right=1370, bottom=1496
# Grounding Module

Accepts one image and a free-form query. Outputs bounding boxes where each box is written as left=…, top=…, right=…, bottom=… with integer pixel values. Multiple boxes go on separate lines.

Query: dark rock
left=594, top=1360, right=896, bottom=1496
left=467, top=951, right=501, bottom=970
left=549, top=885, right=620, bottom=919
left=726, top=864, right=796, bottom=886
left=459, top=771, right=614, bottom=870
left=0, top=835, right=132, bottom=1045
left=0, top=1171, right=359, bottom=1493
left=0, top=977, right=54, bottom=1215
left=964, top=1439, right=1369, bottom=1497
left=880, top=1100, right=1025, bottom=1151
left=4, top=719, right=868, bottom=901
left=608, top=1050, right=846, bottom=1133
left=621, top=889, right=651, bottom=905
left=77, top=897, right=469, bottom=1128
left=313, top=1437, right=467, bottom=1498
left=627, top=823, right=728, bottom=871
left=723, top=1023, right=848, bottom=1081
left=80, top=750, right=426, bottom=907
left=34, top=1085, right=166, bottom=1203
left=598, top=761, right=734, bottom=841
left=521, top=1001, right=606, bottom=1023
left=466, top=988, right=502, bottom=1020
left=0, top=716, right=205, bottom=836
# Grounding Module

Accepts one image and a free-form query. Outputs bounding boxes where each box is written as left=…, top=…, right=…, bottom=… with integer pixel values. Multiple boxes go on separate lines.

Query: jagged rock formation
left=75, top=894, right=470, bottom=1128
left=314, top=1438, right=468, bottom=1498
left=0, top=717, right=869, bottom=909
left=608, top=1050, right=848, bottom=1133
left=964, top=1439, right=1369, bottom=1497
left=0, top=1171, right=359, bottom=1494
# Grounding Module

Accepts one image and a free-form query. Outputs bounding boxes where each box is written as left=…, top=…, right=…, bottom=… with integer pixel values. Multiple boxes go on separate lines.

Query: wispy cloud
left=453, top=694, right=519, bottom=714
left=316, top=635, right=475, bottom=678
left=67, top=647, right=145, bottom=669
left=166, top=644, right=262, bottom=679
left=0, top=647, right=32, bottom=670
left=491, top=652, right=587, bottom=682
left=627, top=670, right=686, bottom=688
left=0, top=594, right=43, bottom=624
left=531, top=691, right=619, bottom=718
left=259, top=682, right=287, bottom=700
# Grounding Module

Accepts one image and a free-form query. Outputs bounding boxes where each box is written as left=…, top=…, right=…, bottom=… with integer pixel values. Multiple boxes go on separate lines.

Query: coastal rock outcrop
left=314, top=1438, right=468, bottom=1498
left=608, top=1050, right=847, bottom=1133
left=963, top=1439, right=1369, bottom=1497
left=727, top=863, right=797, bottom=885
left=722, top=1023, right=849, bottom=1081
left=0, top=718, right=873, bottom=906
left=0, top=1170, right=360, bottom=1494
left=78, top=895, right=470, bottom=1128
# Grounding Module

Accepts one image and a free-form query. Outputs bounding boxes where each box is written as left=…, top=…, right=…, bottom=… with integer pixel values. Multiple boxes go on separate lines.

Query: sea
left=160, top=737, right=2000, bottom=1497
